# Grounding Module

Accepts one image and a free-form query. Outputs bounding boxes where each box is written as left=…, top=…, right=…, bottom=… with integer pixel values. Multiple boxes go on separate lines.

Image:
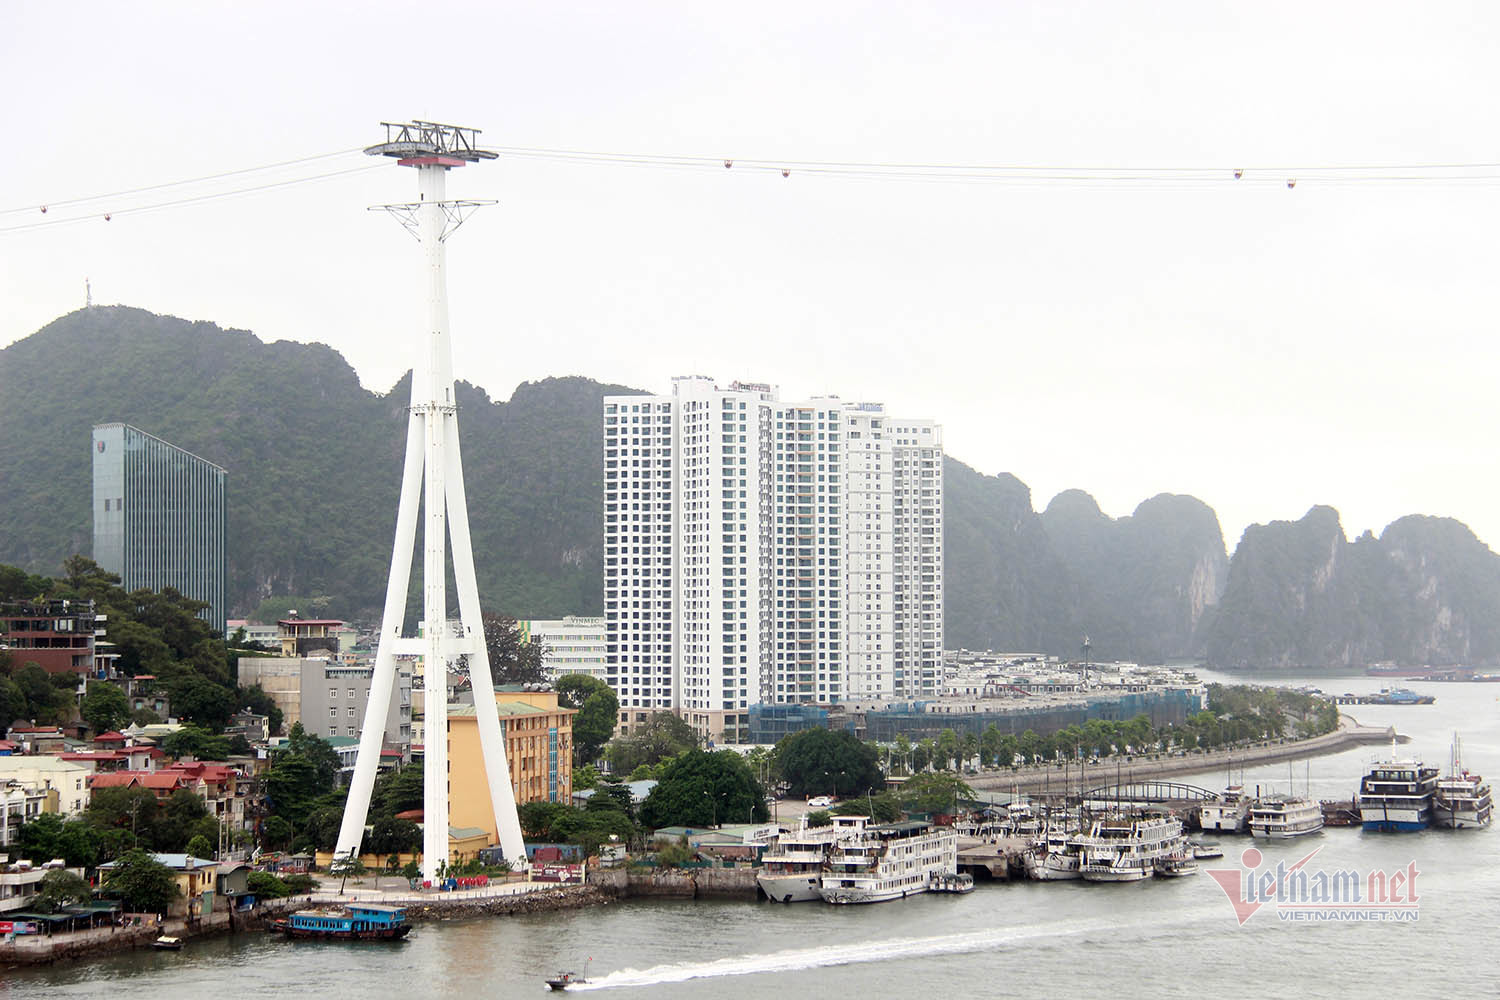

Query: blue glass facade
left=92, top=423, right=227, bottom=634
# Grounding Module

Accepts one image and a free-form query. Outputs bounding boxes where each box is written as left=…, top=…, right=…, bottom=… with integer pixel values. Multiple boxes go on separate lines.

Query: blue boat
left=270, top=903, right=411, bottom=941
left=1358, top=757, right=1438, bottom=832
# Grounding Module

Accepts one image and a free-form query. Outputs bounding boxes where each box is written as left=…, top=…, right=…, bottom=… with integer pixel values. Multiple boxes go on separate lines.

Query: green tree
left=155, top=789, right=212, bottom=853
left=162, top=724, right=231, bottom=761
left=480, top=613, right=547, bottom=685
left=265, top=754, right=323, bottom=832
left=834, top=791, right=903, bottom=823
left=87, top=786, right=161, bottom=848
left=246, top=870, right=290, bottom=898
left=585, top=780, right=635, bottom=821
left=776, top=728, right=883, bottom=798
left=32, top=868, right=92, bottom=913
left=282, top=723, right=341, bottom=790
left=637, top=749, right=768, bottom=829
left=937, top=729, right=959, bottom=770
left=12, top=662, right=73, bottom=724
left=898, top=772, right=975, bottom=815
left=260, top=815, right=293, bottom=850
left=556, top=674, right=619, bottom=765
left=371, top=765, right=423, bottom=818
left=81, top=683, right=130, bottom=734
left=102, top=849, right=179, bottom=914
left=573, top=763, right=600, bottom=790
left=805, top=809, right=833, bottom=827
left=605, top=712, right=699, bottom=774
left=366, top=815, right=421, bottom=856
left=0, top=673, right=25, bottom=729
left=959, top=731, right=979, bottom=768
left=186, top=834, right=214, bottom=861
left=167, top=673, right=236, bottom=731
left=17, top=814, right=100, bottom=868
left=979, top=724, right=1002, bottom=767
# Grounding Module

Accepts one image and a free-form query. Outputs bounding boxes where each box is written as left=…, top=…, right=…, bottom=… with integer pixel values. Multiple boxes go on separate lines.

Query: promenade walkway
left=968, top=714, right=1394, bottom=796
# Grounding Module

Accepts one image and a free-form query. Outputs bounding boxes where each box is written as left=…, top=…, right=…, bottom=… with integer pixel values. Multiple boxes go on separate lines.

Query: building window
left=329, top=707, right=337, bottom=718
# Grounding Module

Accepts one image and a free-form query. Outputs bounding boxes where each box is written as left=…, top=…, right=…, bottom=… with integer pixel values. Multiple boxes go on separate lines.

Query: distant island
left=3, top=305, right=1498, bottom=670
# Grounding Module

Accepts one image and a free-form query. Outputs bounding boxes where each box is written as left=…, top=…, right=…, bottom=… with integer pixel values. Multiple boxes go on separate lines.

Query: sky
left=4, top=1, right=1497, bottom=553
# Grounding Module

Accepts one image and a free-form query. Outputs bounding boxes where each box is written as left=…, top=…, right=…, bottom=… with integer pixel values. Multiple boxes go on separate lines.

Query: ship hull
left=758, top=873, right=823, bottom=903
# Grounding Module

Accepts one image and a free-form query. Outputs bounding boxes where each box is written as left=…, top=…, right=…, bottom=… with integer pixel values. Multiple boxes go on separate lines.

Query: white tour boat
left=757, top=815, right=869, bottom=903
left=1248, top=795, right=1325, bottom=839
left=1433, top=734, right=1493, bottom=830
left=1076, top=814, right=1186, bottom=883
left=1197, top=785, right=1251, bottom=834
left=818, top=821, right=959, bottom=904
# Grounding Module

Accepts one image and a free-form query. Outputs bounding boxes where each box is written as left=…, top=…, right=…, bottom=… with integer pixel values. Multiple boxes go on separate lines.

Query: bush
left=282, top=873, right=316, bottom=894
left=247, top=871, right=290, bottom=898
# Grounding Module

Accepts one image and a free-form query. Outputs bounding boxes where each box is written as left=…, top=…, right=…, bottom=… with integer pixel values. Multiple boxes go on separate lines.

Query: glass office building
left=92, top=423, right=227, bottom=635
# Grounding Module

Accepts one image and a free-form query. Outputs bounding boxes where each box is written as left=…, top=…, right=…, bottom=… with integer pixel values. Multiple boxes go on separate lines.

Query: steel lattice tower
left=335, top=121, right=525, bottom=879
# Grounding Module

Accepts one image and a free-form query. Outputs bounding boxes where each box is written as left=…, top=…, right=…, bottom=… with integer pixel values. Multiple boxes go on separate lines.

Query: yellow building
left=447, top=688, right=575, bottom=846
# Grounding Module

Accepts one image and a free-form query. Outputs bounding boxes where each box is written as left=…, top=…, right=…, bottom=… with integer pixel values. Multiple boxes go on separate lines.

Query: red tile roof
left=88, top=771, right=189, bottom=790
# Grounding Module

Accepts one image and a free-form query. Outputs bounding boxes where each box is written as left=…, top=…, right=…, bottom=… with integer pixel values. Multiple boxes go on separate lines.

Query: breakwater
left=969, top=714, right=1395, bottom=795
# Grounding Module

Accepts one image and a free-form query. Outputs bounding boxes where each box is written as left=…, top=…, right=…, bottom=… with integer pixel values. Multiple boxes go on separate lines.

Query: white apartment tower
left=604, top=379, right=942, bottom=733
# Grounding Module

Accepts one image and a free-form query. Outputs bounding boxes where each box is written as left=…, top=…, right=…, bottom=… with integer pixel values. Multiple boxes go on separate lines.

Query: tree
left=17, top=814, right=101, bottom=868
left=898, top=772, right=975, bottom=815
left=775, top=728, right=883, bottom=798
left=0, top=673, right=25, bottom=729
left=260, top=815, right=293, bottom=851
left=980, top=724, right=1002, bottom=767
left=155, top=789, right=213, bottom=853
left=585, top=780, right=635, bottom=821
left=167, top=674, right=236, bottom=731
left=12, top=662, right=73, bottom=724
left=557, top=673, right=619, bottom=765
left=833, top=791, right=903, bottom=823
left=186, top=834, right=214, bottom=861
left=372, top=765, right=423, bottom=818
left=959, top=731, right=979, bottom=768
left=366, top=815, right=421, bottom=856
left=163, top=724, right=231, bottom=761
left=102, top=849, right=179, bottom=914
left=87, top=786, right=161, bottom=848
left=32, top=869, right=92, bottom=913
left=937, top=729, right=959, bottom=771
left=638, top=749, right=768, bottom=829
left=805, top=809, right=833, bottom=827
left=265, top=754, right=322, bottom=833
left=246, top=870, right=291, bottom=898
left=82, top=683, right=131, bottom=734
left=283, top=723, right=341, bottom=790
left=480, top=612, right=547, bottom=686
left=573, top=764, right=600, bottom=790
left=605, top=712, right=698, bottom=774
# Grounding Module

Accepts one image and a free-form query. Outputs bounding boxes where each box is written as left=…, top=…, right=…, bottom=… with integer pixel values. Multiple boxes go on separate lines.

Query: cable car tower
left=335, top=121, right=525, bottom=880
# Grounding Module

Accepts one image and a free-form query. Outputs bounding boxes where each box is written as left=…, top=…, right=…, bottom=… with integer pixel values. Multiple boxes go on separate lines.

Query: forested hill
left=5, top=306, right=1494, bottom=668
left=0, top=306, right=629, bottom=621
left=1198, top=506, right=1500, bottom=669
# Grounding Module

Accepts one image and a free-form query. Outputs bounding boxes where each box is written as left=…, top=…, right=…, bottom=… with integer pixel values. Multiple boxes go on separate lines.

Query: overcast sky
left=5, top=2, right=1497, bottom=553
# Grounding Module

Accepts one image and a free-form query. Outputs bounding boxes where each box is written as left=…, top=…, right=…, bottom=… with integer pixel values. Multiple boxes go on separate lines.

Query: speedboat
left=546, top=971, right=588, bottom=991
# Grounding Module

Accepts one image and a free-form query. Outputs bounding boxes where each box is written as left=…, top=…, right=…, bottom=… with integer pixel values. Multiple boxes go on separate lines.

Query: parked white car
left=807, top=796, right=833, bottom=808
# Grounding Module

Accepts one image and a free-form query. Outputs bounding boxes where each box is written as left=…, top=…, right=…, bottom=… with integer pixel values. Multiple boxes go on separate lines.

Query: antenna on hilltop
left=85, top=278, right=92, bottom=308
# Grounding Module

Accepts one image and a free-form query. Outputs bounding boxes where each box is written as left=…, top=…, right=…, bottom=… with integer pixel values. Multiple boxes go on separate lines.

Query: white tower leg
left=336, top=123, right=520, bottom=883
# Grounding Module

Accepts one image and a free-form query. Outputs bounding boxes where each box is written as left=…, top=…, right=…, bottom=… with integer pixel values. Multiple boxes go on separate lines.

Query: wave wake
left=570, top=917, right=1111, bottom=991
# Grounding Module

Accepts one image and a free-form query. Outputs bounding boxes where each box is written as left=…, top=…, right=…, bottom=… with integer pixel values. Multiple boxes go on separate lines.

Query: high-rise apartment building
left=92, top=423, right=227, bottom=634
left=603, top=378, right=942, bottom=741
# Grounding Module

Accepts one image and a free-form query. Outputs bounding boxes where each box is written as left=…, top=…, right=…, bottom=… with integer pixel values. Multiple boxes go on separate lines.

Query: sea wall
left=589, top=867, right=759, bottom=900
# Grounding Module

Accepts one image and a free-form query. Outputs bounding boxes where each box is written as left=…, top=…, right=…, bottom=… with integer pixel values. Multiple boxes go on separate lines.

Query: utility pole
left=335, top=122, right=525, bottom=882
